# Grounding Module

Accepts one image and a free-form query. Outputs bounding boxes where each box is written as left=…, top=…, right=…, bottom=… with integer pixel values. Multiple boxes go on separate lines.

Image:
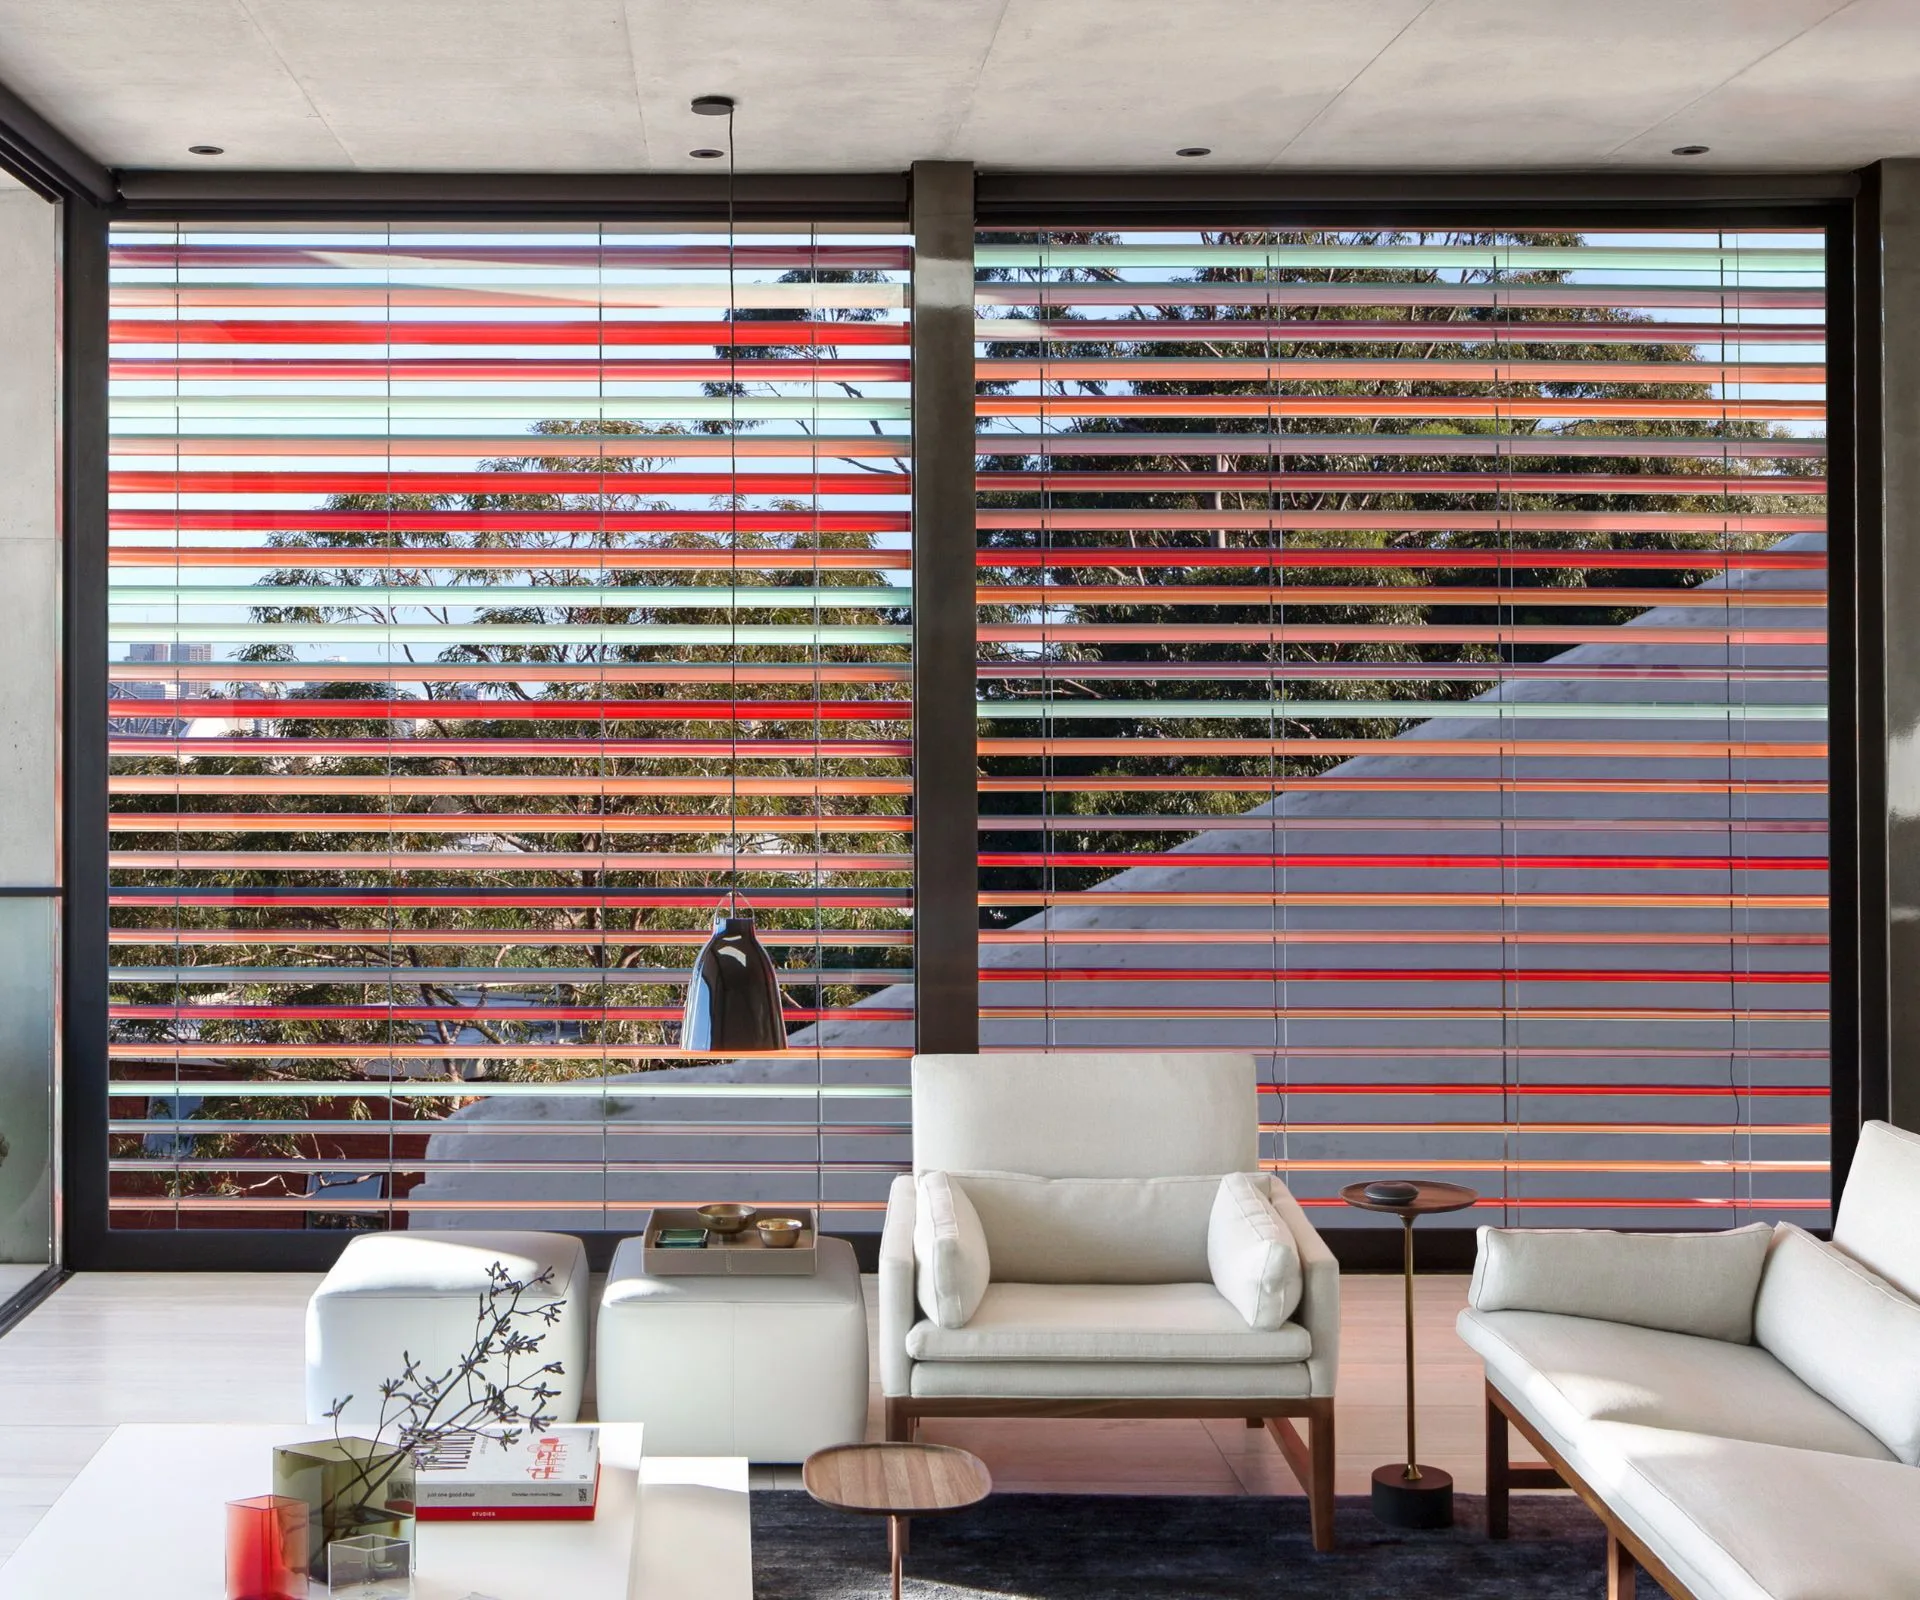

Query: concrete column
left=0, top=183, right=60, bottom=1271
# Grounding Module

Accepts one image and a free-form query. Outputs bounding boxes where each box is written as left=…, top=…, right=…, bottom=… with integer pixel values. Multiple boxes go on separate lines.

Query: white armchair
left=880, top=1051, right=1340, bottom=1549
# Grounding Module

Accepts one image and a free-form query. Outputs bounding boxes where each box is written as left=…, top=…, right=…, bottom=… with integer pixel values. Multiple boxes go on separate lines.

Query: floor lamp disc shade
left=681, top=915, right=788, bottom=1052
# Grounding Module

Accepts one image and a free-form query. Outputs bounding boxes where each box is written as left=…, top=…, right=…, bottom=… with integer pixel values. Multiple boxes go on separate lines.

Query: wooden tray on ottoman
left=641, top=1206, right=819, bottom=1275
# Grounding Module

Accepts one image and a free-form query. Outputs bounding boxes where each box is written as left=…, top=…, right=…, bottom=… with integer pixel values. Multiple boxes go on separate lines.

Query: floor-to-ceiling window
left=975, top=225, right=1828, bottom=1232
left=90, top=206, right=1841, bottom=1252
left=105, top=220, right=914, bottom=1234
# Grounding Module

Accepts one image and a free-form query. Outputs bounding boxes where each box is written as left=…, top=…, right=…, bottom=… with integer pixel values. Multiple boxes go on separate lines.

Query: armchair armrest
left=1263, top=1176, right=1339, bottom=1397
left=878, top=1172, right=918, bottom=1397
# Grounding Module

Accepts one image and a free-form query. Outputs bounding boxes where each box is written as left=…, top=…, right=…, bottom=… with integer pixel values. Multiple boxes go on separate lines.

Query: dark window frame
left=52, top=169, right=1870, bottom=1272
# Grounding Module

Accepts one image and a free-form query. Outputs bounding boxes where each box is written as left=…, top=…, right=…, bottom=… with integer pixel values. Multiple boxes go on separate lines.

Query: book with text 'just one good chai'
left=414, top=1426, right=601, bottom=1521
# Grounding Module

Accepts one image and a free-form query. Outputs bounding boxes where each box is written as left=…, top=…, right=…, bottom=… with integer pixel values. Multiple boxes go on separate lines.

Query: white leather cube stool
left=306, top=1230, right=589, bottom=1426
left=597, top=1234, right=868, bottom=1460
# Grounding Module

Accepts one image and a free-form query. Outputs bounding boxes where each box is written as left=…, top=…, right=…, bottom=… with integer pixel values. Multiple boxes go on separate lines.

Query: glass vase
left=272, top=1436, right=416, bottom=1582
left=225, top=1493, right=309, bottom=1600
left=327, top=1530, right=413, bottom=1597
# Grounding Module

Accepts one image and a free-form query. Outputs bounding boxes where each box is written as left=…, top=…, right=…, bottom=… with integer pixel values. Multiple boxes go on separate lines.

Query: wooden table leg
left=889, top=1513, right=904, bottom=1600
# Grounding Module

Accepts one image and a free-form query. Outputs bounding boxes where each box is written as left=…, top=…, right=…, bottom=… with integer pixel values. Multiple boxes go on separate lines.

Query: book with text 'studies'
left=414, top=1426, right=601, bottom=1521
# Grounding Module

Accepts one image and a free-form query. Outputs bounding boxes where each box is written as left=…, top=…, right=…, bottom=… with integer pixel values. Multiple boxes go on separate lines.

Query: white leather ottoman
left=596, top=1235, right=868, bottom=1460
left=305, top=1230, right=589, bottom=1426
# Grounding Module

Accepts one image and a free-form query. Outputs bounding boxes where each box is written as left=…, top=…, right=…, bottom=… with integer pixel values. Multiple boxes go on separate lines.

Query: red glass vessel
left=225, top=1494, right=308, bottom=1600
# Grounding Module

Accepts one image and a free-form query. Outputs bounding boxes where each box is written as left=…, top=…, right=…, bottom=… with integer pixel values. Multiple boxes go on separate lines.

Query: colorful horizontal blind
left=976, top=227, right=1828, bottom=1227
left=107, top=222, right=913, bottom=1230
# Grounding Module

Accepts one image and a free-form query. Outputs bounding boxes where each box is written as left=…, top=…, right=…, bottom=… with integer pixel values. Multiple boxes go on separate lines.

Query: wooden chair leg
left=1486, top=1382, right=1511, bottom=1540
left=1308, top=1399, right=1336, bottom=1554
left=884, top=1398, right=913, bottom=1443
left=1607, top=1530, right=1637, bottom=1600
left=1261, top=1406, right=1335, bottom=1552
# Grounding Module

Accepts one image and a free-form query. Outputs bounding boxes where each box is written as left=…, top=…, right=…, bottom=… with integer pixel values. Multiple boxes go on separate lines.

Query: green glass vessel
left=271, top=1437, right=415, bottom=1582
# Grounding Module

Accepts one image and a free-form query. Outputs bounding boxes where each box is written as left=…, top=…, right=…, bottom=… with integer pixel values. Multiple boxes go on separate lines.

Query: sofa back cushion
left=912, top=1052, right=1257, bottom=1178
left=1833, top=1120, right=1920, bottom=1302
left=950, top=1171, right=1220, bottom=1283
left=1468, top=1223, right=1772, bottom=1342
left=1207, top=1172, right=1302, bottom=1329
left=915, top=1171, right=991, bottom=1329
left=1755, top=1222, right=1920, bottom=1465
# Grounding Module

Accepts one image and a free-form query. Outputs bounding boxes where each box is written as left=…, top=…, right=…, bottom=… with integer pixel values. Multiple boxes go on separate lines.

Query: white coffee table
left=0, top=1423, right=750, bottom=1599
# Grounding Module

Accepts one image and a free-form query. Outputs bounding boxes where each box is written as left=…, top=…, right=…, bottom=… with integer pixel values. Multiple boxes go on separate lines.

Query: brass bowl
left=756, top=1217, right=804, bottom=1248
left=697, top=1203, right=757, bottom=1235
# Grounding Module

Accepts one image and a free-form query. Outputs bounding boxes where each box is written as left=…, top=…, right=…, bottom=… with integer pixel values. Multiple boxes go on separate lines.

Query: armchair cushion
left=909, top=1359, right=1313, bottom=1401
left=904, top=1281, right=1312, bottom=1364
left=911, top=1052, right=1257, bottom=1178
left=1467, top=1222, right=1771, bottom=1343
left=1207, top=1171, right=1302, bottom=1330
left=914, top=1170, right=991, bottom=1329
left=1754, top=1223, right=1920, bottom=1465
left=947, top=1170, right=1219, bottom=1283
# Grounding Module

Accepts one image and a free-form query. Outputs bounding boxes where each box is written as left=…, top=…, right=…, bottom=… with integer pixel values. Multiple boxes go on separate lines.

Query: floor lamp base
left=1370, top=1463, right=1455, bottom=1528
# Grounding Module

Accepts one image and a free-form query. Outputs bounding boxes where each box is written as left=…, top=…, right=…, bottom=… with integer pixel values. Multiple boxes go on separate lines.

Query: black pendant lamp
left=682, top=913, right=787, bottom=1052
left=678, top=89, right=788, bottom=1057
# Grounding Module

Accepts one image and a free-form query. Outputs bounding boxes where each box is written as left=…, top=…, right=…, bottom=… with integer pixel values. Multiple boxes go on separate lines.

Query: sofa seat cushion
left=1458, top=1307, right=1895, bottom=1461
left=909, top=1359, right=1312, bottom=1400
left=1593, top=1422, right=1920, bottom=1600
left=906, top=1282, right=1312, bottom=1364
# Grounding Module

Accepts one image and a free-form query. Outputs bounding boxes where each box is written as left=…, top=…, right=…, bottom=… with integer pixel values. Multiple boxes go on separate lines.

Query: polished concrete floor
left=0, top=1267, right=46, bottom=1306
left=0, top=1270, right=1537, bottom=1564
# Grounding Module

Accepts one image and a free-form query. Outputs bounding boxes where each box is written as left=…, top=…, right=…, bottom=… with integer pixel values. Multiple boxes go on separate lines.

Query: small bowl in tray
left=696, top=1202, right=758, bottom=1235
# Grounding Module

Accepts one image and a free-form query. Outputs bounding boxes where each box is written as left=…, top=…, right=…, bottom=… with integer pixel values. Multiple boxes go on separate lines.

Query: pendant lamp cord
left=726, top=102, right=739, bottom=925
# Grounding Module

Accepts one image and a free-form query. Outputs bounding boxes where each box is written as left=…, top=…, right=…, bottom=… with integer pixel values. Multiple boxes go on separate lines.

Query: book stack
left=414, top=1426, right=601, bottom=1521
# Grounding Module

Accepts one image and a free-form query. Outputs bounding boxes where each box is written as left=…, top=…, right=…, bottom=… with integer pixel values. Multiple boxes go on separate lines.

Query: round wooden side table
left=1340, top=1178, right=1479, bottom=1529
left=803, top=1441, right=992, bottom=1600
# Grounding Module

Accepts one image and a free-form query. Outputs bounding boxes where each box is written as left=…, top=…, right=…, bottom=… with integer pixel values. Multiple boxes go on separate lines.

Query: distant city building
left=114, top=642, right=213, bottom=733
left=125, top=642, right=212, bottom=664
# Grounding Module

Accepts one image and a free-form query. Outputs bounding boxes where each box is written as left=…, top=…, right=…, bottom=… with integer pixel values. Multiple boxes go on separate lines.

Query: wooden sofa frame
left=886, top=1393, right=1338, bottom=1552
left=1485, top=1380, right=1700, bottom=1600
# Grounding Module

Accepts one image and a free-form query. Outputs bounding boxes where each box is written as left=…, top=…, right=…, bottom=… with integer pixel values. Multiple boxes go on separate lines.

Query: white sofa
left=1460, top=1120, right=1920, bottom=1600
left=879, top=1051, right=1341, bottom=1549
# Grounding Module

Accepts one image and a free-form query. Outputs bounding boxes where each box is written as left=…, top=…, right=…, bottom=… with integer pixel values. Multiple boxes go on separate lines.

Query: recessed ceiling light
left=1671, top=144, right=1710, bottom=156
left=690, top=148, right=725, bottom=159
left=692, top=95, right=735, bottom=116
left=1176, top=147, right=1212, bottom=158
left=188, top=144, right=224, bottom=156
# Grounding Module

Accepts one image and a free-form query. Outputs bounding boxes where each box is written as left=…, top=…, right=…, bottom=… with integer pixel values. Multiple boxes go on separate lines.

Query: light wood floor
left=0, top=1270, right=1541, bottom=1565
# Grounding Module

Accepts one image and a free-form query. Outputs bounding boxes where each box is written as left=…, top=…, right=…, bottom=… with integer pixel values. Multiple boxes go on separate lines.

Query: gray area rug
left=752, top=1492, right=1662, bottom=1599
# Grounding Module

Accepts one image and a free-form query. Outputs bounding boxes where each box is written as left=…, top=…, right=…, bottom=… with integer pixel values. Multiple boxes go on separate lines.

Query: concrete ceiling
left=0, top=0, right=1913, bottom=174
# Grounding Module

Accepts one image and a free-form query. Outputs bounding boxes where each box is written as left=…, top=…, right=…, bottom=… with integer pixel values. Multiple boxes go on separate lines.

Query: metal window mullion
left=908, top=162, right=979, bottom=1054
left=60, top=194, right=110, bottom=1265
